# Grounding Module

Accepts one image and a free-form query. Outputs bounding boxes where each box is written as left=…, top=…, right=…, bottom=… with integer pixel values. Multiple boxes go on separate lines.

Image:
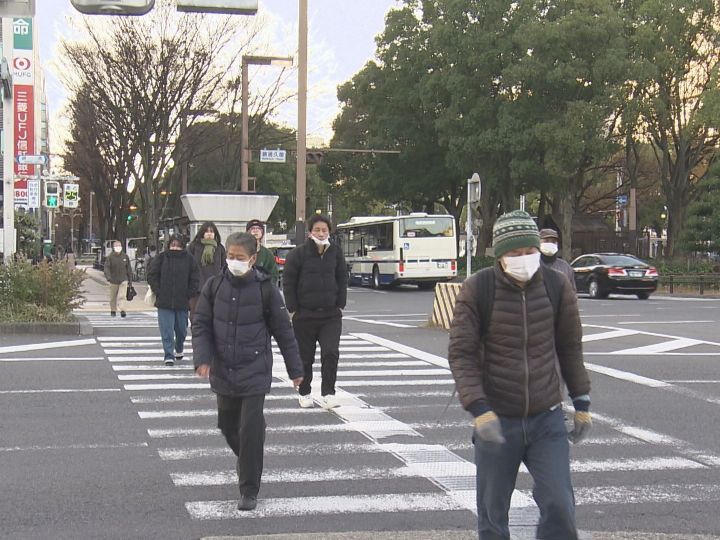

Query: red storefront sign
left=14, top=84, right=34, bottom=176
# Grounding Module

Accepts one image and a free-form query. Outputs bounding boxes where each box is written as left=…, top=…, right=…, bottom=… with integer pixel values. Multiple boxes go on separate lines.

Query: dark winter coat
left=147, top=250, right=200, bottom=311
left=104, top=252, right=132, bottom=284
left=255, top=245, right=278, bottom=280
left=187, top=240, right=227, bottom=292
left=282, top=238, right=347, bottom=318
left=448, top=264, right=590, bottom=418
left=192, top=268, right=303, bottom=397
left=541, top=254, right=577, bottom=292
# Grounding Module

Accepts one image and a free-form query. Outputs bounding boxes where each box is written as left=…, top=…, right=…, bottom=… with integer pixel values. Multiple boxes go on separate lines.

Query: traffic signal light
left=45, top=181, right=60, bottom=208
left=306, top=151, right=324, bottom=165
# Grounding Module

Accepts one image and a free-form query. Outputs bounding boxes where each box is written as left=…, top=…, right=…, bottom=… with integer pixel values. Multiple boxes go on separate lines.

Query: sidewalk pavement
left=78, top=265, right=151, bottom=313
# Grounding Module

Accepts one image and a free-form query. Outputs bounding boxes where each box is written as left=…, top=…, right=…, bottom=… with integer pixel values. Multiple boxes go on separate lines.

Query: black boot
left=237, top=494, right=257, bottom=511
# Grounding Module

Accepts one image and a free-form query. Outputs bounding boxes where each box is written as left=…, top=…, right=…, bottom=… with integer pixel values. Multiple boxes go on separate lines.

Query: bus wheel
left=418, top=282, right=436, bottom=291
left=372, top=266, right=381, bottom=289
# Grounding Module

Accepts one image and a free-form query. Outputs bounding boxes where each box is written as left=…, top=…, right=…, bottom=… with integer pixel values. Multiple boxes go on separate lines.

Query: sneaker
left=164, top=358, right=175, bottom=367
left=298, top=394, right=314, bottom=408
left=110, top=311, right=116, bottom=317
left=321, top=394, right=341, bottom=409
left=120, top=311, right=126, bottom=318
left=174, top=353, right=183, bottom=362
left=237, top=495, right=257, bottom=511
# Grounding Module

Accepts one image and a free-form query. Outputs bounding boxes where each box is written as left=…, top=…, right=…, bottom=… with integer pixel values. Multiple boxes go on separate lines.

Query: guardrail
left=659, top=274, right=720, bottom=295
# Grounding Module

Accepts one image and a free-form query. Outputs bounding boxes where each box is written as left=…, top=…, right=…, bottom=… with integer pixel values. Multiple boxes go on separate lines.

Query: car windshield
left=602, top=255, right=647, bottom=267
left=276, top=248, right=294, bottom=258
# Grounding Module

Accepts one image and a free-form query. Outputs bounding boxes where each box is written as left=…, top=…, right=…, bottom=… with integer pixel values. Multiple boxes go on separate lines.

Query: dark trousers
left=217, top=393, right=266, bottom=498
left=157, top=308, right=188, bottom=360
left=293, top=315, right=342, bottom=396
left=474, top=407, right=577, bottom=540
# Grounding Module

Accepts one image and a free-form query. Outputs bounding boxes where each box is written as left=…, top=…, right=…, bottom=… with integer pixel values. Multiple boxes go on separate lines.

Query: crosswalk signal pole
left=466, top=173, right=481, bottom=279
left=1, top=19, right=15, bottom=262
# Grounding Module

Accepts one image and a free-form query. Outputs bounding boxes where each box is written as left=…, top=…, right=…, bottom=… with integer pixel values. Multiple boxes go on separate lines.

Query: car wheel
left=371, top=266, right=381, bottom=289
left=588, top=279, right=600, bottom=299
left=636, top=292, right=650, bottom=300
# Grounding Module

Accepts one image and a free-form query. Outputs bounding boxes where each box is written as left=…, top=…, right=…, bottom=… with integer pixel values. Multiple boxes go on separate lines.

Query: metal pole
left=89, top=191, right=93, bottom=243
left=241, top=59, right=249, bottom=192
left=466, top=177, right=472, bottom=279
left=2, top=19, right=16, bottom=262
left=295, top=0, right=308, bottom=236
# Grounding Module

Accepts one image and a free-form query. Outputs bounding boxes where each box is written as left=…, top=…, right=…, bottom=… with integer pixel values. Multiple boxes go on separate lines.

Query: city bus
left=336, top=213, right=457, bottom=289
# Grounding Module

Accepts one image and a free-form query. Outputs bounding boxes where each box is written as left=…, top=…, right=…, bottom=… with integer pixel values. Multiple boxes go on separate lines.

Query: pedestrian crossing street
left=91, top=315, right=720, bottom=536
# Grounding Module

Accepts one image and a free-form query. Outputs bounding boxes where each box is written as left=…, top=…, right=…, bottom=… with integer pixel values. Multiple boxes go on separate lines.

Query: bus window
left=400, top=217, right=454, bottom=238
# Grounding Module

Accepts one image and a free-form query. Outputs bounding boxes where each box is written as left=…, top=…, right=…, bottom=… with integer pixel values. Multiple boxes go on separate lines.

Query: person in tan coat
left=448, top=210, right=591, bottom=540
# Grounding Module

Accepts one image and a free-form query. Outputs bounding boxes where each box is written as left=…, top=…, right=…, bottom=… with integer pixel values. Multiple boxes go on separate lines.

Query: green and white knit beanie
left=492, top=210, right=540, bottom=258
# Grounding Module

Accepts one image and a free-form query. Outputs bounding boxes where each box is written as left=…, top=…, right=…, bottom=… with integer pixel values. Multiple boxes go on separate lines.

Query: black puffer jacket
left=192, top=268, right=303, bottom=397
left=282, top=238, right=347, bottom=317
left=448, top=264, right=590, bottom=417
left=187, top=240, right=226, bottom=292
left=147, top=250, right=200, bottom=311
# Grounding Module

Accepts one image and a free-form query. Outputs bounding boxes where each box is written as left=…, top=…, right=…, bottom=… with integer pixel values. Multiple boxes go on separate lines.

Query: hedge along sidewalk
left=0, top=317, right=94, bottom=336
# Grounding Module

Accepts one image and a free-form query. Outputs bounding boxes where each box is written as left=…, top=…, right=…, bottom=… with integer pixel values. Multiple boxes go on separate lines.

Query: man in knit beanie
left=448, top=209, right=591, bottom=539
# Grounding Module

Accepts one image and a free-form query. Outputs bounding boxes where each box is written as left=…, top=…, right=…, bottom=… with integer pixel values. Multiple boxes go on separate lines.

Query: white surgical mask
left=226, top=259, right=250, bottom=276
left=310, top=235, right=330, bottom=247
left=502, top=252, right=541, bottom=282
left=540, top=242, right=558, bottom=256
left=113, top=246, right=122, bottom=253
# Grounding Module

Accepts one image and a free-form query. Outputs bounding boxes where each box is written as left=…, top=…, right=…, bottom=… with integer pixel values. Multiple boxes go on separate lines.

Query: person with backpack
left=448, top=210, right=591, bottom=540
left=187, top=222, right=227, bottom=318
left=147, top=235, right=200, bottom=366
left=283, top=214, right=348, bottom=410
left=192, top=232, right=303, bottom=512
left=245, top=219, right=278, bottom=283
left=539, top=228, right=577, bottom=292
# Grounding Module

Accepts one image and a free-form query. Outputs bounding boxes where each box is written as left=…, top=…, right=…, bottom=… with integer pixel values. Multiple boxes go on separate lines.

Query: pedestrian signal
left=306, top=151, right=324, bottom=165
left=63, top=183, right=80, bottom=208
left=45, top=181, right=60, bottom=208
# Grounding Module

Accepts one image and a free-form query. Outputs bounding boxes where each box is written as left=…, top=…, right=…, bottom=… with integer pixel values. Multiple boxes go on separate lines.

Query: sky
left=36, top=0, right=400, bottom=151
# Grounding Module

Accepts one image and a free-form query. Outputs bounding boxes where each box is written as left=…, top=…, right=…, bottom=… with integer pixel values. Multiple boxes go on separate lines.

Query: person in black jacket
left=192, top=232, right=303, bottom=512
left=147, top=235, right=200, bottom=366
left=187, top=222, right=226, bottom=318
left=283, top=214, right=348, bottom=410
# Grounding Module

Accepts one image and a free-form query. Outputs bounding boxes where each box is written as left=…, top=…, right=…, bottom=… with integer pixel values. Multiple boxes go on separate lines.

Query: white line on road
left=0, top=338, right=96, bottom=354
left=0, top=357, right=105, bottom=362
left=123, top=379, right=455, bottom=391
left=185, top=493, right=464, bottom=520
left=344, top=317, right=416, bottom=328
left=118, top=373, right=198, bottom=381
left=581, top=329, right=639, bottom=342
left=124, top=383, right=209, bottom=391
left=0, top=442, right=149, bottom=452
left=610, top=337, right=705, bottom=355
left=351, top=333, right=449, bottom=369
left=158, top=443, right=390, bottom=461
left=138, top=408, right=324, bottom=419
left=617, top=320, right=715, bottom=325
left=0, top=388, right=121, bottom=394
left=585, top=363, right=671, bottom=388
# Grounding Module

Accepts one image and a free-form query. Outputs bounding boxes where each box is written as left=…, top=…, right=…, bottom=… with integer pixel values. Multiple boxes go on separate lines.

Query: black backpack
left=474, top=265, right=565, bottom=338
left=207, top=274, right=273, bottom=324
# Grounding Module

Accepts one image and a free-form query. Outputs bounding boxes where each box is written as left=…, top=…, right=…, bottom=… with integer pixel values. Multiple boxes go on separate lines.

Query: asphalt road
left=2, top=282, right=720, bottom=539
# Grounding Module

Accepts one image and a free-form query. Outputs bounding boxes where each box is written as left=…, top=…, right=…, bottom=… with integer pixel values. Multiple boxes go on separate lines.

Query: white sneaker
left=298, top=395, right=314, bottom=408
left=321, top=394, right=341, bottom=409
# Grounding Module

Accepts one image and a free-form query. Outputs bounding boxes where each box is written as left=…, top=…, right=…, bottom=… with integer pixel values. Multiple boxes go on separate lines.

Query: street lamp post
left=295, top=0, right=308, bottom=240
left=240, top=55, right=293, bottom=192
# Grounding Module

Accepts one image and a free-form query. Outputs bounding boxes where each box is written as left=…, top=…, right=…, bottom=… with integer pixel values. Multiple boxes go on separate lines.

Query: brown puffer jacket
left=448, top=264, right=590, bottom=417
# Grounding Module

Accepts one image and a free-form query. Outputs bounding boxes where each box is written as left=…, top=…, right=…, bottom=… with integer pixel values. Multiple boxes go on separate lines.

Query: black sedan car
left=570, top=253, right=659, bottom=299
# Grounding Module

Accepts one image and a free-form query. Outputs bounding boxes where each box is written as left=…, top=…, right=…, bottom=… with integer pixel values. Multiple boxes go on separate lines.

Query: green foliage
left=653, top=258, right=717, bottom=275
left=682, top=172, right=720, bottom=254
left=457, top=255, right=496, bottom=277
left=14, top=212, right=41, bottom=259
left=0, top=260, right=86, bottom=322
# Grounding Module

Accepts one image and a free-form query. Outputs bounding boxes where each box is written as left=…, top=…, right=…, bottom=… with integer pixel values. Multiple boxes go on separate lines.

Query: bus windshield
left=400, top=217, right=454, bottom=238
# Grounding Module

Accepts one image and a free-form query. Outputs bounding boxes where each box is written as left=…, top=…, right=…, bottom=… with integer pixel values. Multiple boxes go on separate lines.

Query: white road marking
left=585, top=363, right=671, bottom=388
left=617, top=320, right=714, bottom=325
left=271, top=352, right=410, bottom=359
left=118, top=373, right=199, bottom=381
left=124, top=383, right=209, bottom=391
left=158, top=443, right=390, bottom=460
left=114, top=365, right=194, bottom=371
left=185, top=493, right=464, bottom=520
left=344, top=317, right=416, bottom=328
left=273, top=368, right=449, bottom=378
left=0, top=357, right=105, bottom=362
left=0, top=442, right=149, bottom=452
left=666, top=380, right=720, bottom=383
left=581, top=329, right=639, bottom=342
left=138, top=408, right=324, bottom=419
left=101, top=349, right=194, bottom=355
left=567, top=457, right=706, bottom=473
left=351, top=333, right=449, bottom=369
left=336, top=379, right=455, bottom=387
left=610, top=337, right=705, bottom=355
left=0, top=338, right=96, bottom=354
left=0, top=388, right=121, bottom=394
left=572, top=483, right=720, bottom=505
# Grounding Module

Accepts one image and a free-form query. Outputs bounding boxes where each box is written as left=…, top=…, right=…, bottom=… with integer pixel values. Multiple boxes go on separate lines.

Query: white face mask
left=502, top=252, right=541, bottom=282
left=540, top=242, right=558, bottom=256
left=226, top=259, right=251, bottom=276
left=113, top=246, right=122, bottom=253
left=310, top=234, right=330, bottom=247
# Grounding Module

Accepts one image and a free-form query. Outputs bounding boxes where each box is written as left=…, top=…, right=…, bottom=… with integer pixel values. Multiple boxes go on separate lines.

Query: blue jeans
left=474, top=407, right=577, bottom=540
left=157, top=308, right=188, bottom=360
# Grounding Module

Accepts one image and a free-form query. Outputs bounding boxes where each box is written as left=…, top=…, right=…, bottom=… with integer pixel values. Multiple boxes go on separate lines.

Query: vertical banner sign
left=13, top=17, right=34, bottom=187
left=27, top=179, right=40, bottom=209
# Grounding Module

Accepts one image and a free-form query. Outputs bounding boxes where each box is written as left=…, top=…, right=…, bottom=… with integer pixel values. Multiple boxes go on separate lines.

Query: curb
left=0, top=315, right=94, bottom=336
